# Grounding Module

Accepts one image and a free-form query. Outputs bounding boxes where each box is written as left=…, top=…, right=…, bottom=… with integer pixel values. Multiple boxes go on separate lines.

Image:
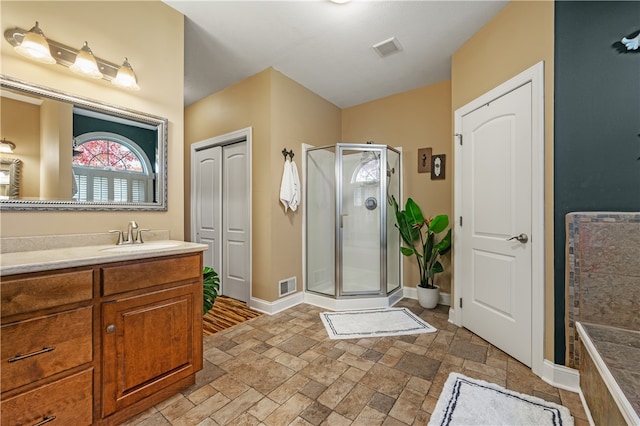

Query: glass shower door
left=338, top=145, right=382, bottom=296
left=386, top=148, right=401, bottom=294
left=306, top=146, right=336, bottom=296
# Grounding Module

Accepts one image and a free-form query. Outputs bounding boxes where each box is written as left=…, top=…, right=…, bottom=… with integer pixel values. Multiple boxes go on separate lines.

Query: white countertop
left=0, top=240, right=208, bottom=276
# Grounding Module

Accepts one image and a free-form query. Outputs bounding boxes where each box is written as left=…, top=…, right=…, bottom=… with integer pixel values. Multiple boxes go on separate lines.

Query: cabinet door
left=1, top=368, right=93, bottom=426
left=101, top=284, right=200, bottom=417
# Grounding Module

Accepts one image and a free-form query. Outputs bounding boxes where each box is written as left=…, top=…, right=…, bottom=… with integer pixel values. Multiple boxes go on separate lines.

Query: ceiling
left=164, top=1, right=508, bottom=108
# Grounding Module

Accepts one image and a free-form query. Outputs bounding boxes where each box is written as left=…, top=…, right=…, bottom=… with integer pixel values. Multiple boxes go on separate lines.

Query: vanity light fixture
left=69, top=41, right=103, bottom=79
left=13, top=21, right=55, bottom=64
left=0, top=138, right=16, bottom=154
left=4, top=22, right=141, bottom=90
left=112, top=58, right=140, bottom=91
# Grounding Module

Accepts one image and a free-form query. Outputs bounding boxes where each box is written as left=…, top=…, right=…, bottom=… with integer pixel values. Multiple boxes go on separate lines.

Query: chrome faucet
left=109, top=221, right=148, bottom=245
left=125, top=221, right=139, bottom=244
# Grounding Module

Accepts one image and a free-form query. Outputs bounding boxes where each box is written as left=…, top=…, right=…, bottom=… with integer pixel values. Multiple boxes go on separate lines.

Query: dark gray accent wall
left=554, top=1, right=640, bottom=364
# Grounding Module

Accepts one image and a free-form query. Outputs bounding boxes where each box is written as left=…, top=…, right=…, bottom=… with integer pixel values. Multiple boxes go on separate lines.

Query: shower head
left=361, top=151, right=377, bottom=164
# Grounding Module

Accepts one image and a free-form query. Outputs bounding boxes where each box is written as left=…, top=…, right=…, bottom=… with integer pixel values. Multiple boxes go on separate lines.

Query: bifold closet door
left=193, top=141, right=249, bottom=303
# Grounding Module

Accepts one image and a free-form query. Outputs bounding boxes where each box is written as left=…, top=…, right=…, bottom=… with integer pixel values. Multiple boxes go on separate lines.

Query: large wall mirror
left=0, top=75, right=167, bottom=211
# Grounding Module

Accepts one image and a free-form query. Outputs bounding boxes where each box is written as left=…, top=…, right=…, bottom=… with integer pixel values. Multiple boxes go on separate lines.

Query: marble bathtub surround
left=565, top=212, right=640, bottom=367
left=580, top=323, right=640, bottom=418
left=577, top=322, right=640, bottom=425
left=566, top=212, right=639, bottom=424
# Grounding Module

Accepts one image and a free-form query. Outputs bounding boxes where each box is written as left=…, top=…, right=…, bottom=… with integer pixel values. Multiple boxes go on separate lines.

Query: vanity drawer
left=1, top=269, right=93, bottom=318
left=1, top=368, right=93, bottom=426
left=1, top=306, right=93, bottom=392
left=102, top=254, right=202, bottom=296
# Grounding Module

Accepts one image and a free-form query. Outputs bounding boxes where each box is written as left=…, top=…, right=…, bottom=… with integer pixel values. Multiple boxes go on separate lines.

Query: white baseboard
left=250, top=291, right=304, bottom=315
left=252, top=290, right=406, bottom=314
left=303, top=290, right=403, bottom=311
left=541, top=360, right=580, bottom=392
left=448, top=307, right=461, bottom=326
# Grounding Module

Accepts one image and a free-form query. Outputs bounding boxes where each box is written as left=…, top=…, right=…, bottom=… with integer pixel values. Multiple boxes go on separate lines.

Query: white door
left=221, top=142, right=250, bottom=302
left=460, top=82, right=533, bottom=366
left=194, top=146, right=222, bottom=275
left=192, top=131, right=251, bottom=303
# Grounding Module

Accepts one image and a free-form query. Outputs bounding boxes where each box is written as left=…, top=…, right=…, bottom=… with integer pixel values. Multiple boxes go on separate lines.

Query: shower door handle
left=340, top=214, right=348, bottom=228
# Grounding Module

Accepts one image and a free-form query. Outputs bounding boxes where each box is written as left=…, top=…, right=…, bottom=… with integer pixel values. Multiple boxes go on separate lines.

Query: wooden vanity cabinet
left=100, top=254, right=203, bottom=421
left=0, top=252, right=204, bottom=426
left=0, top=268, right=95, bottom=426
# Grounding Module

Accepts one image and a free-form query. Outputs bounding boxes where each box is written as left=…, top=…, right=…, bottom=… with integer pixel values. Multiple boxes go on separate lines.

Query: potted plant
left=203, top=266, right=220, bottom=315
left=390, top=196, right=451, bottom=309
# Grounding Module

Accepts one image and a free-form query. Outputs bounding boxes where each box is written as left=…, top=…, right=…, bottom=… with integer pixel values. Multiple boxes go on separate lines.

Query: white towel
left=280, top=158, right=293, bottom=211
left=289, top=159, right=301, bottom=211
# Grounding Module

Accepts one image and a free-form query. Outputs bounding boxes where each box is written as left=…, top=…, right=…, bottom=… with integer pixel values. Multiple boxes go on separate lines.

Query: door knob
left=507, top=233, right=528, bottom=243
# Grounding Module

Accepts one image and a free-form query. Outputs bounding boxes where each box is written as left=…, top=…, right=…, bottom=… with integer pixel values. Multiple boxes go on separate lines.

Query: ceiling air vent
left=372, top=37, right=403, bottom=58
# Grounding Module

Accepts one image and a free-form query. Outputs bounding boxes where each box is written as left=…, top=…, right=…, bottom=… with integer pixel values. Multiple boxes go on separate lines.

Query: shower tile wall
left=566, top=212, right=640, bottom=367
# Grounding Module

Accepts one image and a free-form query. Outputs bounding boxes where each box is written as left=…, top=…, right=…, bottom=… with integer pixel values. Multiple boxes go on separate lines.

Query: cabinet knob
left=106, top=324, right=116, bottom=334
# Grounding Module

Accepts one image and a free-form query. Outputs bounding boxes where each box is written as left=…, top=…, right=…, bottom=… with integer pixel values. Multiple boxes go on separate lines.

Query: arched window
left=351, top=151, right=380, bottom=184
left=72, top=132, right=154, bottom=202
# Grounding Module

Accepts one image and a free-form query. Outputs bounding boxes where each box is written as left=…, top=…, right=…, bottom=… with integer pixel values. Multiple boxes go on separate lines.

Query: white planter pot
left=417, top=285, right=440, bottom=309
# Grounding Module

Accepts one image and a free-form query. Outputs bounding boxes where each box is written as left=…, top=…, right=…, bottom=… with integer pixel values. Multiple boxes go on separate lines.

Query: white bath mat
left=319, top=307, right=436, bottom=339
left=429, top=372, right=574, bottom=426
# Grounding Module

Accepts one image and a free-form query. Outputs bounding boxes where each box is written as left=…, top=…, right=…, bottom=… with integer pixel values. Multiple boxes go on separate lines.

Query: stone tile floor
left=122, top=299, right=590, bottom=425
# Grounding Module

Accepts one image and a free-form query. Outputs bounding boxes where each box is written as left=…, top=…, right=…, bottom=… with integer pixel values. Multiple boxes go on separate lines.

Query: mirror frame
left=0, top=157, right=22, bottom=198
left=0, top=74, right=168, bottom=211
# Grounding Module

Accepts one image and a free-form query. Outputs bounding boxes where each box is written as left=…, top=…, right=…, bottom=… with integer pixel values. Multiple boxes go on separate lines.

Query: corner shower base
left=304, top=288, right=404, bottom=311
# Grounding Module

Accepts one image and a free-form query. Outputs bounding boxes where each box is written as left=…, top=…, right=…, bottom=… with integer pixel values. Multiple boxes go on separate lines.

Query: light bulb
left=112, top=58, right=140, bottom=91
left=69, top=41, right=103, bottom=79
left=14, top=21, right=55, bottom=64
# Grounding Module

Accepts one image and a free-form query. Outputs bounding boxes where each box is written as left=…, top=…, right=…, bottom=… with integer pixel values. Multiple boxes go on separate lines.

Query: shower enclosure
left=306, top=143, right=402, bottom=308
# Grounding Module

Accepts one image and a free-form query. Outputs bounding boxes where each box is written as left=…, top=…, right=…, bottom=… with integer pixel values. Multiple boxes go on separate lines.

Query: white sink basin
left=101, top=242, right=181, bottom=253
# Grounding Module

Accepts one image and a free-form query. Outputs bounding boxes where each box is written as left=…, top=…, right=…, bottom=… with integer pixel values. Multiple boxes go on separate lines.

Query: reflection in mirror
left=0, top=75, right=167, bottom=211
left=0, top=158, right=22, bottom=199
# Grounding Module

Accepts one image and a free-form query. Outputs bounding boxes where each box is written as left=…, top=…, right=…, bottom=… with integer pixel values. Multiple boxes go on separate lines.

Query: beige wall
left=0, top=1, right=184, bottom=238
left=1, top=97, right=40, bottom=198
left=184, top=69, right=272, bottom=301
left=451, top=0, right=555, bottom=360
left=342, top=80, right=453, bottom=292
left=270, top=71, right=342, bottom=301
left=184, top=68, right=341, bottom=302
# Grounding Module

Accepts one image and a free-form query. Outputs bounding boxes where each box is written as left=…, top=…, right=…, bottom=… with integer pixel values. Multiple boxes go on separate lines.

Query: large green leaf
left=435, top=229, right=452, bottom=255
left=395, top=212, right=415, bottom=247
left=404, top=198, right=425, bottom=227
left=423, top=232, right=434, bottom=258
left=203, top=266, right=220, bottom=315
left=430, top=261, right=444, bottom=274
left=400, top=246, right=415, bottom=256
left=429, top=214, right=449, bottom=233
